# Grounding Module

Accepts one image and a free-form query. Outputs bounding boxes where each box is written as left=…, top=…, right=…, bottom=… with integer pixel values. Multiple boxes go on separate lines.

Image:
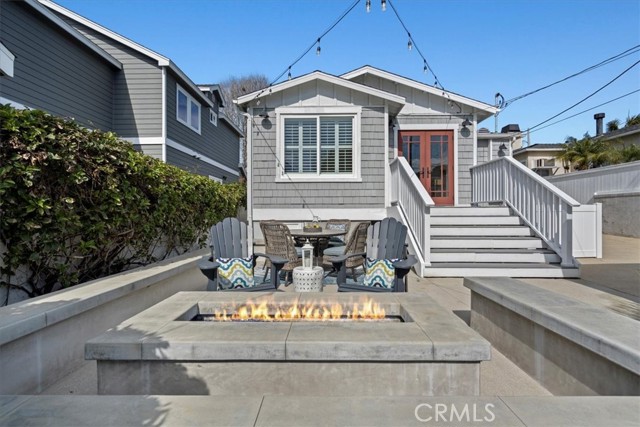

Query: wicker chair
left=325, top=219, right=351, bottom=247
left=260, top=221, right=302, bottom=284
left=323, top=222, right=369, bottom=281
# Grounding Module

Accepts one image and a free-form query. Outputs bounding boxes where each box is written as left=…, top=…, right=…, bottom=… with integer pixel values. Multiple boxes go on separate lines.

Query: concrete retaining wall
left=0, top=251, right=208, bottom=395
left=465, top=277, right=640, bottom=396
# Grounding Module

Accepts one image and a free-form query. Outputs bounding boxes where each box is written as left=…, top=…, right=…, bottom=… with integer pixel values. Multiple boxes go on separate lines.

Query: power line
left=386, top=0, right=463, bottom=112
left=503, top=44, right=640, bottom=108
left=526, top=59, right=640, bottom=132
left=528, top=89, right=640, bottom=134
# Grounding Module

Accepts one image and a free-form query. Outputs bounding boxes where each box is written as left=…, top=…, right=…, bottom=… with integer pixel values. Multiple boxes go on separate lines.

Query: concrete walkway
left=40, top=234, right=638, bottom=397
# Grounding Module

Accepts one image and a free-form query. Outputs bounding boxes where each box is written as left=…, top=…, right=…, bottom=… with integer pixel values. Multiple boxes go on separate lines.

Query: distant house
left=599, top=124, right=640, bottom=148
left=476, top=125, right=523, bottom=163
left=512, top=143, right=570, bottom=177
left=0, top=0, right=241, bottom=182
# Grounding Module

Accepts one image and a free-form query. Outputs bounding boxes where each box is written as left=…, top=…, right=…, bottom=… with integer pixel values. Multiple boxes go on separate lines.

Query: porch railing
left=390, top=157, right=434, bottom=266
left=470, top=156, right=580, bottom=266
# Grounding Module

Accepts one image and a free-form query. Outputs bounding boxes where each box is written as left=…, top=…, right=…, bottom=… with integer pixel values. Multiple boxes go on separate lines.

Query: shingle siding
left=252, top=107, right=386, bottom=209
left=55, top=13, right=163, bottom=138
left=0, top=1, right=114, bottom=130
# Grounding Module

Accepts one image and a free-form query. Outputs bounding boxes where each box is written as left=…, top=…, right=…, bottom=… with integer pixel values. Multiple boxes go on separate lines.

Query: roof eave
left=341, top=65, right=498, bottom=116
left=235, top=71, right=406, bottom=110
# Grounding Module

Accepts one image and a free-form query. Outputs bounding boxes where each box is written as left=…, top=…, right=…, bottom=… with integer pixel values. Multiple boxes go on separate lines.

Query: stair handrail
left=390, top=157, right=434, bottom=265
left=470, top=156, right=579, bottom=267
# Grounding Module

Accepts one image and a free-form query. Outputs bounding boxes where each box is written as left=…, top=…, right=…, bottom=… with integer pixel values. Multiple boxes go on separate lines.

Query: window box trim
left=176, top=83, right=201, bottom=134
left=275, top=107, right=361, bottom=183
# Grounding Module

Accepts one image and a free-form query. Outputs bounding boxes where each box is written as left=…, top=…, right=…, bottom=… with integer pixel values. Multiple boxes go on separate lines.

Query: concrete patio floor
left=40, top=234, right=638, bottom=397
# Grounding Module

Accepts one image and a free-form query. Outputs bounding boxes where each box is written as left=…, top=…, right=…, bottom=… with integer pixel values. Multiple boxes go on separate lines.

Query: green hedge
left=0, top=105, right=245, bottom=299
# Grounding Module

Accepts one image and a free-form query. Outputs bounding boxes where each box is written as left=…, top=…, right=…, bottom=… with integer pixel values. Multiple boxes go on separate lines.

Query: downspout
left=242, top=110, right=253, bottom=254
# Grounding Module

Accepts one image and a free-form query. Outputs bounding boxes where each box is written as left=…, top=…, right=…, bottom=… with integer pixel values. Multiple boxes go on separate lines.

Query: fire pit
left=87, top=292, right=490, bottom=396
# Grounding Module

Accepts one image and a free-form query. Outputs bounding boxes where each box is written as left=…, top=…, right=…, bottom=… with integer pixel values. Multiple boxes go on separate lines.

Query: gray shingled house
left=0, top=0, right=241, bottom=182
left=236, top=67, right=594, bottom=278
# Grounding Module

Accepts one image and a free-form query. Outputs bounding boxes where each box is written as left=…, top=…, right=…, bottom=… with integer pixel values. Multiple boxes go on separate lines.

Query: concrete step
left=431, top=226, right=532, bottom=237
left=431, top=236, right=546, bottom=249
left=423, top=262, right=580, bottom=278
left=430, top=216, right=522, bottom=226
left=430, top=249, right=561, bottom=263
left=431, top=206, right=511, bottom=217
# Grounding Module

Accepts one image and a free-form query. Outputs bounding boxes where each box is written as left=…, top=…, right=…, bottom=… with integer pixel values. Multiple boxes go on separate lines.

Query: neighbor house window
left=176, top=84, right=200, bottom=133
left=209, top=108, right=218, bottom=126
left=283, top=116, right=354, bottom=175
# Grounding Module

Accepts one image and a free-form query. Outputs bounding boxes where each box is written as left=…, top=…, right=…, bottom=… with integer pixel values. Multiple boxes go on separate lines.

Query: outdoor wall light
left=498, top=143, right=507, bottom=157
left=461, top=118, right=473, bottom=128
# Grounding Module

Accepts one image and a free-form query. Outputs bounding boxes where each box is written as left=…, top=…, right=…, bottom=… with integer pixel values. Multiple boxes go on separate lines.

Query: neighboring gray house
left=0, top=0, right=241, bottom=182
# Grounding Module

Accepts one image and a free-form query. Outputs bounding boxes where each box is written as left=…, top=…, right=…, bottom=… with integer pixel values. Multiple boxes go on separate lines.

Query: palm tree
left=625, top=114, right=640, bottom=127
left=557, top=136, right=614, bottom=170
left=606, top=119, right=620, bottom=132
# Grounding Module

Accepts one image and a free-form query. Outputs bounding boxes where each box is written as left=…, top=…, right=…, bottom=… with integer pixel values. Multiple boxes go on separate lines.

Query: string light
left=366, top=0, right=371, bottom=13
left=381, top=0, right=386, bottom=12
left=423, top=60, right=428, bottom=74
left=287, top=67, right=292, bottom=80
left=407, top=34, right=412, bottom=51
left=316, top=38, right=321, bottom=56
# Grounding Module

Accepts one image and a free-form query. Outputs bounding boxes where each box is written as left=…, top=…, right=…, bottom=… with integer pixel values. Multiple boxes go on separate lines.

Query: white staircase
left=424, top=206, right=580, bottom=278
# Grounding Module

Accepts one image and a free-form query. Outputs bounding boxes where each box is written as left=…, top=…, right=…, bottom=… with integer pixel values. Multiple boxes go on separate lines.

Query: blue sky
left=57, top=0, right=639, bottom=143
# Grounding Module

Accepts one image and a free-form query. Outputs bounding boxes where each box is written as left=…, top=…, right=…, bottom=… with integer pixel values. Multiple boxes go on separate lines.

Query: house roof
left=513, top=143, right=565, bottom=155
left=39, top=0, right=212, bottom=107
left=340, top=65, right=499, bottom=119
left=25, top=0, right=122, bottom=69
left=599, top=124, right=640, bottom=141
left=197, top=84, right=225, bottom=108
left=235, top=70, right=406, bottom=109
left=219, top=111, right=244, bottom=137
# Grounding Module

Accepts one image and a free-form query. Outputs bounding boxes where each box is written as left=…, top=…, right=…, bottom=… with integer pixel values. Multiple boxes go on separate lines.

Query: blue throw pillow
left=216, top=257, right=254, bottom=290
left=362, top=258, right=397, bottom=289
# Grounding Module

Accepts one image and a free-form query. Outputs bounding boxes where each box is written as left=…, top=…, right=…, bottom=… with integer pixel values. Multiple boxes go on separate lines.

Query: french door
left=398, top=130, right=454, bottom=205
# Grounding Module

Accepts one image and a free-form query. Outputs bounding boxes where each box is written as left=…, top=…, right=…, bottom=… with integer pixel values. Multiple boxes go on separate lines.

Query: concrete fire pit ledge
left=86, top=292, right=490, bottom=396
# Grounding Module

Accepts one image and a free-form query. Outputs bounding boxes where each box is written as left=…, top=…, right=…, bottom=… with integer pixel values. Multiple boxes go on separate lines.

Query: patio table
left=289, top=228, right=348, bottom=257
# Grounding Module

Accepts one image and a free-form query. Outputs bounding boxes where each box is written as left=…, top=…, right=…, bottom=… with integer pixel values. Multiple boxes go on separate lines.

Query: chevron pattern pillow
left=216, top=257, right=254, bottom=290
left=362, top=258, right=397, bottom=289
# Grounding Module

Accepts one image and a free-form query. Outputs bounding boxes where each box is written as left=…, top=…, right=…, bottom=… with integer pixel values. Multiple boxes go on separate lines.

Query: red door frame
left=398, top=130, right=455, bottom=206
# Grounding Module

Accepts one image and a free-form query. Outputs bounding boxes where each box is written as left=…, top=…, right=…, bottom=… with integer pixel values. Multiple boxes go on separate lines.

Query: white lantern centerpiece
left=301, top=239, right=315, bottom=270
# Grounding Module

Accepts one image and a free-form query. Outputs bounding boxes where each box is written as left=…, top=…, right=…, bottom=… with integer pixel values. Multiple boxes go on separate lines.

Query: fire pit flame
left=212, top=298, right=386, bottom=322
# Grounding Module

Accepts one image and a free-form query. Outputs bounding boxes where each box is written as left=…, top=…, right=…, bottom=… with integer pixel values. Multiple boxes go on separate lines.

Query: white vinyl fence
left=546, top=161, right=640, bottom=203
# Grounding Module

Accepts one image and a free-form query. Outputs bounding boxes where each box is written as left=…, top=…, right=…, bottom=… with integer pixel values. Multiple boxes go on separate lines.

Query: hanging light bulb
left=366, top=0, right=371, bottom=13
left=381, top=0, right=386, bottom=12
left=407, top=34, right=412, bottom=51
left=316, top=38, right=321, bottom=56
left=423, top=60, right=428, bottom=74
left=288, top=67, right=292, bottom=81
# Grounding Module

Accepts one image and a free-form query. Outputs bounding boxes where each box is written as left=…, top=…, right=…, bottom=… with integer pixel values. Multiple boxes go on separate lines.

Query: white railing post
left=560, top=204, right=574, bottom=266
left=423, top=204, right=431, bottom=266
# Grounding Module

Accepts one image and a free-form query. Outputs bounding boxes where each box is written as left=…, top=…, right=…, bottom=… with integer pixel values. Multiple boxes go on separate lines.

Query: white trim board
left=0, top=97, right=27, bottom=110
left=165, top=139, right=239, bottom=176
left=252, top=208, right=389, bottom=222
left=0, top=42, right=16, bottom=77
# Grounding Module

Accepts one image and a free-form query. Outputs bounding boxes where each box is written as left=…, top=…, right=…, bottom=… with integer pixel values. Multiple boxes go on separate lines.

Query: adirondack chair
left=327, top=217, right=416, bottom=292
left=198, top=218, right=287, bottom=291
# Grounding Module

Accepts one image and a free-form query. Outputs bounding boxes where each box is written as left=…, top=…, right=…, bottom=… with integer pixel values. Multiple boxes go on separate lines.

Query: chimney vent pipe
left=594, top=113, right=605, bottom=136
